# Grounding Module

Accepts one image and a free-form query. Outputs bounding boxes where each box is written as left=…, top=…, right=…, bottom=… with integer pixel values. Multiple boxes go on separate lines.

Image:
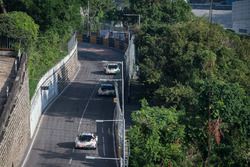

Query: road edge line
left=21, top=60, right=81, bottom=167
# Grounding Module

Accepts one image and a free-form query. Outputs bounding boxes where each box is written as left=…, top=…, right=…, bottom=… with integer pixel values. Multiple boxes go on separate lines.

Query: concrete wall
left=232, top=0, right=250, bottom=35
left=0, top=55, right=30, bottom=167
left=192, top=9, right=232, bottom=29
left=30, top=40, right=79, bottom=138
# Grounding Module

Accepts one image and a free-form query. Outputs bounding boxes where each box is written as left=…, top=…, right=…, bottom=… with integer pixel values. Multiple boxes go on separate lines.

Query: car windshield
left=101, top=85, right=114, bottom=91
left=108, top=64, right=118, bottom=69
left=79, top=135, right=92, bottom=142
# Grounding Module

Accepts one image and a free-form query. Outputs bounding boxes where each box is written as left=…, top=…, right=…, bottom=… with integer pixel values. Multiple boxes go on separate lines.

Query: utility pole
left=87, top=0, right=90, bottom=37
left=206, top=91, right=211, bottom=167
left=209, top=0, right=214, bottom=24
left=207, top=0, right=213, bottom=40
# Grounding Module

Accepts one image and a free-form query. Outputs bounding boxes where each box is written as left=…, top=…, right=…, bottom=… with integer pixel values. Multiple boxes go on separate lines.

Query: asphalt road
left=23, top=43, right=124, bottom=167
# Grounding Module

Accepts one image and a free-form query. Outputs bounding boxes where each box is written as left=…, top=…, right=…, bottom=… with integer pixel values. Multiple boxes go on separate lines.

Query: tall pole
left=87, top=0, right=90, bottom=36
left=209, top=0, right=213, bottom=24
left=138, top=15, right=141, bottom=27
left=123, top=117, right=126, bottom=167
left=121, top=61, right=124, bottom=114
left=121, top=61, right=126, bottom=167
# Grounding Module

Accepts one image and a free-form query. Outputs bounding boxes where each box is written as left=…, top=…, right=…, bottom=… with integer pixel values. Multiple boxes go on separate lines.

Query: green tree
left=133, top=15, right=250, bottom=166
left=128, top=99, right=186, bottom=167
left=80, top=0, right=117, bottom=32
left=4, top=0, right=82, bottom=35
left=136, top=19, right=250, bottom=105
left=0, top=11, right=38, bottom=49
left=185, top=80, right=250, bottom=166
left=129, top=0, right=192, bottom=25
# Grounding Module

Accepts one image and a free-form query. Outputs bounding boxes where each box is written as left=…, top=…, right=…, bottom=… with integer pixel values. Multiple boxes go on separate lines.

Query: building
left=232, top=0, right=250, bottom=35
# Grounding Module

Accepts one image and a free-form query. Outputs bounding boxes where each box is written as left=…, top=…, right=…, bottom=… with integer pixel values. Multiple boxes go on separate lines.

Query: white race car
left=75, top=133, right=98, bottom=149
left=97, top=83, right=115, bottom=96
left=104, top=63, right=120, bottom=74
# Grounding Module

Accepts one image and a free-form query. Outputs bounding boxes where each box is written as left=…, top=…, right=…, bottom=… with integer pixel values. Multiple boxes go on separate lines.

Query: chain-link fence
left=67, top=32, right=77, bottom=53
left=113, top=82, right=124, bottom=165
left=124, top=35, right=136, bottom=102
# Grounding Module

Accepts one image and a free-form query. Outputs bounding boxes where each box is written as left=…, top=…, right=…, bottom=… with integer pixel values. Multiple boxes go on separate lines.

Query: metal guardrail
left=67, top=32, right=77, bottom=53
left=0, top=53, right=27, bottom=142
left=113, top=82, right=126, bottom=167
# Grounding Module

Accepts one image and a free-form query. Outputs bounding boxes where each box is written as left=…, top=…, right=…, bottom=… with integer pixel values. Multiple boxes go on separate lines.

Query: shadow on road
left=78, top=42, right=124, bottom=62
left=57, top=142, right=75, bottom=149
left=91, top=70, right=105, bottom=75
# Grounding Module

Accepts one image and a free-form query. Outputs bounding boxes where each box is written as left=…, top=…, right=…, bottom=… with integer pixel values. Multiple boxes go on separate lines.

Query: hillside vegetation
left=1, top=0, right=115, bottom=97
left=127, top=0, right=250, bottom=166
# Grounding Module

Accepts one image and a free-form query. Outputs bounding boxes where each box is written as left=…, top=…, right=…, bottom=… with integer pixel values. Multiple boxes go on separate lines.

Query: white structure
left=232, top=0, right=250, bottom=35
left=192, top=9, right=232, bottom=29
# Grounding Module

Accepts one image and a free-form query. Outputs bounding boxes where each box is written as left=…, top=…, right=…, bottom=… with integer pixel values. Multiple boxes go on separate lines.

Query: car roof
left=100, top=83, right=114, bottom=87
left=79, top=132, right=94, bottom=136
left=107, top=63, right=118, bottom=66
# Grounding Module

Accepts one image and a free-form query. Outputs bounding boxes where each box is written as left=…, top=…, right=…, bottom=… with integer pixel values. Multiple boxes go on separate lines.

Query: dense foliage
left=80, top=0, right=120, bottom=32
left=128, top=99, right=186, bottom=167
left=128, top=0, right=250, bottom=166
left=130, top=0, right=193, bottom=25
left=1, top=0, right=85, bottom=96
left=0, top=11, right=38, bottom=48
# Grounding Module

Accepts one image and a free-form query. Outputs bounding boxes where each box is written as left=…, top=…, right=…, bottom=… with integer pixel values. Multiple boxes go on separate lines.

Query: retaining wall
left=0, top=54, right=30, bottom=167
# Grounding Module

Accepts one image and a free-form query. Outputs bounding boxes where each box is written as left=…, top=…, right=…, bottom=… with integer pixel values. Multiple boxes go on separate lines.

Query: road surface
left=23, top=43, right=123, bottom=167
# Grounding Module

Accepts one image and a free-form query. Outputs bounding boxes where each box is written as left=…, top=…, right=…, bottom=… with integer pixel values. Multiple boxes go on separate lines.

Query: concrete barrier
left=30, top=38, right=79, bottom=138
left=81, top=33, right=128, bottom=52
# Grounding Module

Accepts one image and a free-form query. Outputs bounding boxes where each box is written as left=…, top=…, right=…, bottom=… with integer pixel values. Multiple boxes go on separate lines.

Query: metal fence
left=67, top=32, right=77, bottom=53
left=0, top=36, right=16, bottom=49
left=110, top=34, right=135, bottom=167
left=113, top=82, right=125, bottom=167
left=124, top=35, right=136, bottom=102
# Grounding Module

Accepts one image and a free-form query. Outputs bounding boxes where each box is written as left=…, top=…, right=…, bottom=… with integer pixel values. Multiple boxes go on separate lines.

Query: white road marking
left=102, top=136, right=106, bottom=156
left=77, top=84, right=97, bottom=132
left=112, top=108, right=119, bottom=167
left=72, top=148, right=75, bottom=153
left=21, top=65, right=80, bottom=167
left=69, top=158, right=72, bottom=165
left=102, top=127, right=104, bottom=133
